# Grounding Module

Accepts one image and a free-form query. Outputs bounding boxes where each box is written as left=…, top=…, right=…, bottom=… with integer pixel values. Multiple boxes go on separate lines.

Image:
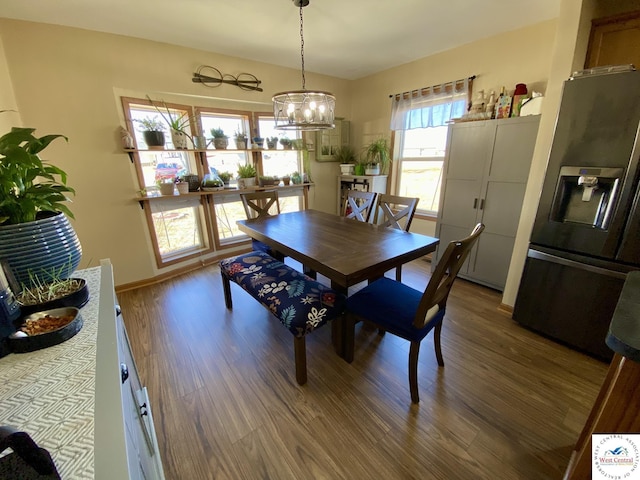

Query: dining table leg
left=331, top=281, right=347, bottom=358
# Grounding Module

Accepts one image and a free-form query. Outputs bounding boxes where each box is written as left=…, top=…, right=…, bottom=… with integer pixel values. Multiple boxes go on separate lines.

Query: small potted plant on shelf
left=252, top=130, right=264, bottom=149
left=279, top=137, right=293, bottom=150
left=234, top=130, right=248, bottom=150
left=201, top=174, right=224, bottom=191
left=291, top=171, right=303, bottom=184
left=266, top=136, right=278, bottom=149
left=363, top=137, right=391, bottom=175
left=210, top=128, right=229, bottom=150
left=281, top=174, right=291, bottom=186
left=134, top=116, right=166, bottom=150
left=156, top=176, right=176, bottom=196
left=175, top=176, right=189, bottom=195
left=147, top=96, right=193, bottom=149
left=237, top=163, right=257, bottom=189
left=334, top=145, right=357, bottom=174
left=218, top=171, right=233, bottom=187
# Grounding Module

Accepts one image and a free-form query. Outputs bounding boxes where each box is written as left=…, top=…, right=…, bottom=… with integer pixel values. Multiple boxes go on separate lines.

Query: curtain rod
left=389, top=75, right=476, bottom=99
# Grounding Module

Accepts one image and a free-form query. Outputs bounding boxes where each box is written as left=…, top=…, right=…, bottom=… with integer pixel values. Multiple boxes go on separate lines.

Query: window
left=390, top=78, right=470, bottom=216
left=395, top=126, right=448, bottom=215
left=256, top=115, right=302, bottom=178
left=123, top=98, right=309, bottom=266
left=123, top=98, right=209, bottom=264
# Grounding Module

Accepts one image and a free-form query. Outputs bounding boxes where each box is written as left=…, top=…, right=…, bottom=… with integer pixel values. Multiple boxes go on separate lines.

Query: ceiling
left=1, top=0, right=560, bottom=80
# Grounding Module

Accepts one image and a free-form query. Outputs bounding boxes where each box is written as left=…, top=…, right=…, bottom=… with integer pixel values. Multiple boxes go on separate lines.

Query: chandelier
left=272, top=0, right=335, bottom=131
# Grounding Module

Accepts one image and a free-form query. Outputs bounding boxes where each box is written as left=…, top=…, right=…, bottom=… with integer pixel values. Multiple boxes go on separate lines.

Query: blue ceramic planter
left=0, top=212, right=82, bottom=288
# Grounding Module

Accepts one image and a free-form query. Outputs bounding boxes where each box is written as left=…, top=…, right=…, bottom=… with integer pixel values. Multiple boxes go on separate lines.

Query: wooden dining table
left=237, top=209, right=440, bottom=356
left=237, top=209, right=439, bottom=293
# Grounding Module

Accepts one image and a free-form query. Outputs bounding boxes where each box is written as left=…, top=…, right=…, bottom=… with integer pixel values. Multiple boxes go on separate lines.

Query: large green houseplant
left=0, top=127, right=82, bottom=288
left=363, top=137, right=391, bottom=174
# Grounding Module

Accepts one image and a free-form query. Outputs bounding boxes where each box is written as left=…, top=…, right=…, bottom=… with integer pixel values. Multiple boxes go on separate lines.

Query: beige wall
left=0, top=7, right=616, bottom=291
left=0, top=19, right=350, bottom=285
left=348, top=19, right=558, bottom=239
left=502, top=0, right=634, bottom=307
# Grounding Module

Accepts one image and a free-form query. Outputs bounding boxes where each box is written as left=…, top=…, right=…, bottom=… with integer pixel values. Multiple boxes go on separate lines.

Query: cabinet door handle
left=479, top=199, right=485, bottom=210
left=120, top=363, right=129, bottom=384
left=473, top=198, right=478, bottom=209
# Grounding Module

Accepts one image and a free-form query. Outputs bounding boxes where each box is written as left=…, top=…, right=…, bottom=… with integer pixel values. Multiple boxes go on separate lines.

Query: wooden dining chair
left=241, top=190, right=280, bottom=219
left=240, top=190, right=285, bottom=261
left=374, top=194, right=419, bottom=280
left=345, top=223, right=485, bottom=403
left=344, top=190, right=377, bottom=223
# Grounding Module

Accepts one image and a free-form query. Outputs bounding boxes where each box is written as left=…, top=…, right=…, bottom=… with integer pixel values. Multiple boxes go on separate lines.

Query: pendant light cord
left=299, top=4, right=305, bottom=90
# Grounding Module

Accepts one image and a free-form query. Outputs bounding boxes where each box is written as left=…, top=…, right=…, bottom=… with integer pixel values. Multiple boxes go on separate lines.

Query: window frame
left=122, top=98, right=308, bottom=267
left=393, top=127, right=447, bottom=218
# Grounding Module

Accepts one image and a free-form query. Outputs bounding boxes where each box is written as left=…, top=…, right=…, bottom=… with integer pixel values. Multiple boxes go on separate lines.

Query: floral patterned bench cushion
left=220, top=251, right=345, bottom=338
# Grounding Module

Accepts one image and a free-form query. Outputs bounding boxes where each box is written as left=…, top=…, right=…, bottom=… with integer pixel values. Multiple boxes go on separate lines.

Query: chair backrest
left=240, top=190, right=280, bottom=219
left=414, top=223, right=485, bottom=329
left=374, top=194, right=419, bottom=231
left=344, top=190, right=377, bottom=223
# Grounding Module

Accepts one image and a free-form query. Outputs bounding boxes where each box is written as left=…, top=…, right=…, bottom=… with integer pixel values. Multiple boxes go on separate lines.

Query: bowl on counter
left=8, top=307, right=83, bottom=353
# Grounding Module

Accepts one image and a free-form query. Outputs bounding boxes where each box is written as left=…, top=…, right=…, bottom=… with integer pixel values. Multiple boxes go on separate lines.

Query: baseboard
left=497, top=303, right=514, bottom=316
left=114, top=249, right=252, bottom=293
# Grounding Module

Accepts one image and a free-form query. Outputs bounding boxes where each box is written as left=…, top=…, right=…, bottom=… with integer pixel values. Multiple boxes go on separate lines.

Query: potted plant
left=281, top=174, right=291, bottom=186
left=334, top=145, right=357, bottom=174
left=237, top=163, right=257, bottom=189
left=266, top=136, right=278, bottom=149
left=156, top=176, right=176, bottom=195
left=16, top=265, right=89, bottom=315
left=233, top=130, right=248, bottom=150
left=0, top=127, right=82, bottom=288
left=291, top=171, right=303, bottom=184
left=134, top=116, right=166, bottom=149
left=218, top=171, right=233, bottom=186
left=175, top=177, right=189, bottom=195
left=210, top=128, right=229, bottom=150
left=252, top=130, right=264, bottom=149
left=364, top=137, right=391, bottom=175
left=280, top=137, right=293, bottom=150
left=147, top=96, right=193, bottom=149
left=201, top=174, right=224, bottom=191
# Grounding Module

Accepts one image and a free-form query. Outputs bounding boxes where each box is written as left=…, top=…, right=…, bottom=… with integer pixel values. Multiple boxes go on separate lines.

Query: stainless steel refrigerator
left=513, top=65, right=640, bottom=361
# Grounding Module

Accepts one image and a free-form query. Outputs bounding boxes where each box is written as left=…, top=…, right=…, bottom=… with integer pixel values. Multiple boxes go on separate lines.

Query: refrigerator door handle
left=527, top=249, right=627, bottom=279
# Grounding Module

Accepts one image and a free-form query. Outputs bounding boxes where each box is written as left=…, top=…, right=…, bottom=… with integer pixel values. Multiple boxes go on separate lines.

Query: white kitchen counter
left=0, top=266, right=101, bottom=478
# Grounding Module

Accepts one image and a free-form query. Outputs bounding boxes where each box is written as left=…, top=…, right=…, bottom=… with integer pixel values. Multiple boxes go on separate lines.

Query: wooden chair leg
left=434, top=322, right=444, bottom=367
left=294, top=336, right=307, bottom=385
left=409, top=341, right=421, bottom=404
left=221, top=273, right=233, bottom=309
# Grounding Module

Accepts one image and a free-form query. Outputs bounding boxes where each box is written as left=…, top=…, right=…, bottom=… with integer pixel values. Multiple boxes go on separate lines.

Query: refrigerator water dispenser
left=550, top=166, right=623, bottom=229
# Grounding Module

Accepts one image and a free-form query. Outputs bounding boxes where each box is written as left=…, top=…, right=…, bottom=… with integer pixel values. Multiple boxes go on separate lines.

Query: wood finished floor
left=117, top=257, right=608, bottom=480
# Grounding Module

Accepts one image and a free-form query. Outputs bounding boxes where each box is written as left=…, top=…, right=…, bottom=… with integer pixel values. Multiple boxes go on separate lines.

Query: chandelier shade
left=272, top=0, right=335, bottom=131
left=272, top=89, right=335, bottom=131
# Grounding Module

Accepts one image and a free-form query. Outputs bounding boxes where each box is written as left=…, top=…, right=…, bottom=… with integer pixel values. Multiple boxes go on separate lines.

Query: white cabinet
left=337, top=174, right=387, bottom=215
left=434, top=116, right=540, bottom=290
left=95, top=259, right=165, bottom=480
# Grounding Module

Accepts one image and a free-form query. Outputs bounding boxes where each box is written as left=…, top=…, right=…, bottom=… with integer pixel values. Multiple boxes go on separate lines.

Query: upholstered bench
left=219, top=251, right=345, bottom=385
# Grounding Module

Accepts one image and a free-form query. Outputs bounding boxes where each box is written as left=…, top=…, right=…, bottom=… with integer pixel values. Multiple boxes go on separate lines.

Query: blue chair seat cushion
left=346, top=277, right=445, bottom=342
left=220, top=251, right=345, bottom=337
